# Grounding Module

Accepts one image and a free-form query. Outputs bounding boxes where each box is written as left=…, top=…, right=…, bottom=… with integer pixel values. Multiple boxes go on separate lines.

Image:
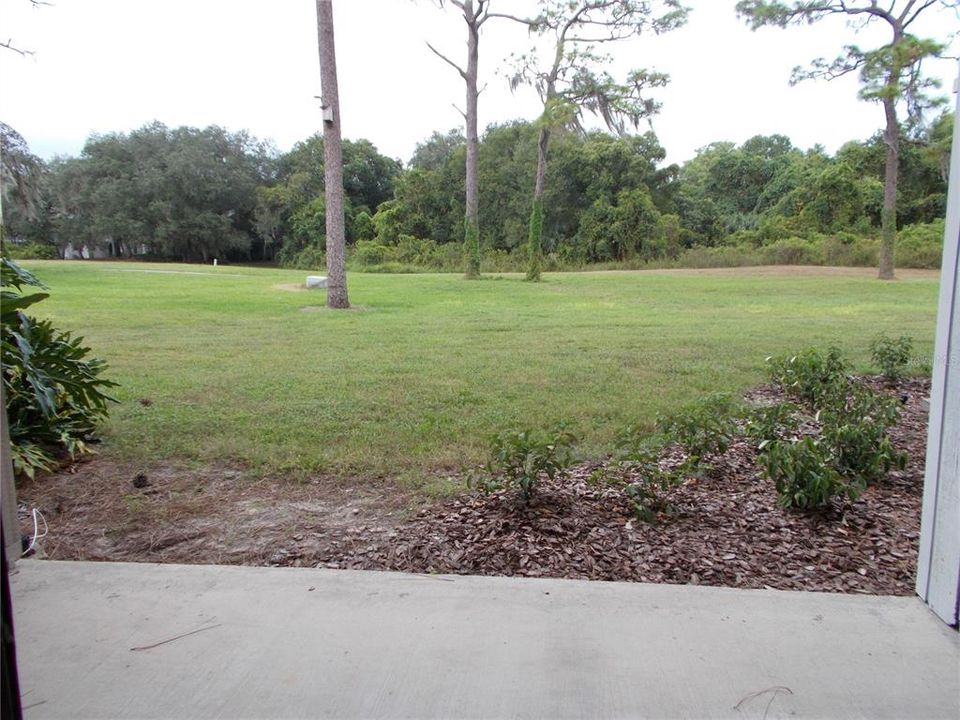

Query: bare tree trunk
left=526, top=125, right=550, bottom=281
left=879, top=94, right=898, bottom=280
left=317, top=0, right=349, bottom=308
left=463, top=2, right=481, bottom=279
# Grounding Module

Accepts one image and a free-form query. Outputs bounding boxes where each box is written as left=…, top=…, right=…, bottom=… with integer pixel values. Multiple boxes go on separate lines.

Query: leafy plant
left=657, top=393, right=738, bottom=473
left=767, top=346, right=848, bottom=408
left=870, top=333, right=914, bottom=382
left=611, top=431, right=681, bottom=523
left=744, top=402, right=800, bottom=445
left=473, top=424, right=577, bottom=503
left=818, top=383, right=906, bottom=484
left=760, top=437, right=859, bottom=510
left=1, top=257, right=117, bottom=478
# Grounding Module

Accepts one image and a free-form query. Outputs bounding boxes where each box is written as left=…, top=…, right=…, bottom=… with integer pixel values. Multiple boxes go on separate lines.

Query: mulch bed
left=18, top=375, right=930, bottom=596
left=322, top=375, right=930, bottom=595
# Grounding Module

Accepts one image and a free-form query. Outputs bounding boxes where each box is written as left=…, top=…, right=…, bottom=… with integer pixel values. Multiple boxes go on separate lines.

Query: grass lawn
left=22, top=261, right=940, bottom=488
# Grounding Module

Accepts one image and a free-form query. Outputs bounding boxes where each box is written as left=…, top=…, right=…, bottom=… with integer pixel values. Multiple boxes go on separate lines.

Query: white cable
left=22, top=508, right=48, bottom=556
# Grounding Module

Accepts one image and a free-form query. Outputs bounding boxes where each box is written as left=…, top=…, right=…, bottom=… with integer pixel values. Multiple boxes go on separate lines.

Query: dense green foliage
left=1, top=258, right=116, bottom=477
left=2, top=111, right=950, bottom=270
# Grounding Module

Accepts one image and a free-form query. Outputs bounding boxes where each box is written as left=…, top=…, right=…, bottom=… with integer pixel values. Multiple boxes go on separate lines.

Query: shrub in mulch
left=326, top=375, right=928, bottom=595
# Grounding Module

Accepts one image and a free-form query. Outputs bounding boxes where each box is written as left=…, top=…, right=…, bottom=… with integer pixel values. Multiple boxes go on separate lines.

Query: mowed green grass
left=22, top=261, right=940, bottom=484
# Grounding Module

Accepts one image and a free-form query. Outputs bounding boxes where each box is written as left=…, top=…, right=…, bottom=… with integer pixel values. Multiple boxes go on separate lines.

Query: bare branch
left=451, top=102, right=467, bottom=119
left=903, top=0, right=939, bottom=27
left=426, top=41, right=467, bottom=80
left=0, top=39, right=34, bottom=57
left=484, top=11, right=539, bottom=26
left=566, top=33, right=632, bottom=43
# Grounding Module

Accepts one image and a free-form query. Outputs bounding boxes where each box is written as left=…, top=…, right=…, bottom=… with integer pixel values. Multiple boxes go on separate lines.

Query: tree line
left=1, top=111, right=951, bottom=269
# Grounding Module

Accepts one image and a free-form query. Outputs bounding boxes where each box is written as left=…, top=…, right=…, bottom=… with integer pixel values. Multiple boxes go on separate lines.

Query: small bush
left=472, top=425, right=577, bottom=503
left=819, top=383, right=906, bottom=484
left=870, top=333, right=914, bottom=382
left=609, top=430, right=681, bottom=523
left=593, top=426, right=675, bottom=522
left=760, top=237, right=821, bottom=266
left=766, top=346, right=848, bottom=408
left=744, top=402, right=800, bottom=445
left=657, top=393, right=738, bottom=472
left=760, top=437, right=858, bottom=510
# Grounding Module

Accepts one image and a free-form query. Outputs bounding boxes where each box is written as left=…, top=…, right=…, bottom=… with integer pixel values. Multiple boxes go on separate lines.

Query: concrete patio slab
left=9, top=560, right=959, bottom=719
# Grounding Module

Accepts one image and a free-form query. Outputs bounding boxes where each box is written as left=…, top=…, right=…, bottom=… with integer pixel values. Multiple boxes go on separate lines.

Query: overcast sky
left=1, top=0, right=958, bottom=167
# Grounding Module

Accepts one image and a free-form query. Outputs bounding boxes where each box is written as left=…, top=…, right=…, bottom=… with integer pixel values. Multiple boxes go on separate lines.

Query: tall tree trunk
left=526, top=125, right=550, bottom=281
left=879, top=93, right=898, bottom=280
left=317, top=0, right=349, bottom=308
left=464, top=2, right=481, bottom=279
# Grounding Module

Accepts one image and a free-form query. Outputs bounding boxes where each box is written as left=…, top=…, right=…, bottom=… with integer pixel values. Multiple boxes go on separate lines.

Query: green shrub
left=1, top=257, right=118, bottom=478
left=896, top=219, right=944, bottom=269
left=657, top=393, right=738, bottom=473
left=760, top=237, right=821, bottom=266
left=870, top=333, right=914, bottom=382
left=819, top=383, right=906, bottom=484
left=744, top=402, right=800, bottom=445
left=280, top=243, right=326, bottom=270
left=766, top=346, right=848, bottom=408
left=820, top=235, right=877, bottom=267
left=761, top=437, right=858, bottom=510
left=472, top=425, right=577, bottom=503
left=609, top=429, right=680, bottom=523
left=4, top=242, right=59, bottom=260
left=351, top=239, right=390, bottom=266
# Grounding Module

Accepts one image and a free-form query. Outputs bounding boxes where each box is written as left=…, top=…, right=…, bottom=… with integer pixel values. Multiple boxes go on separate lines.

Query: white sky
left=1, top=0, right=958, bottom=167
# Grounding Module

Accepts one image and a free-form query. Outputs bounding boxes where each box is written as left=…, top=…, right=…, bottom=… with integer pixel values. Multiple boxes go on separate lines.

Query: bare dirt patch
left=18, top=461, right=413, bottom=567
left=273, top=283, right=309, bottom=292
left=18, top=376, right=929, bottom=595
left=299, top=304, right=369, bottom=313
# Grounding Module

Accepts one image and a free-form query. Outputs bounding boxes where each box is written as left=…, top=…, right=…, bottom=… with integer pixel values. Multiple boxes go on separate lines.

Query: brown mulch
left=18, top=375, right=930, bottom=595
